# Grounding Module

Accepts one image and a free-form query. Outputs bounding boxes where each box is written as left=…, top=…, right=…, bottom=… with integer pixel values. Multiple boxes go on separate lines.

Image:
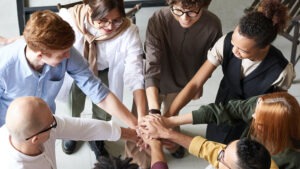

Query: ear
left=31, top=135, right=40, bottom=144
left=36, top=51, right=43, bottom=59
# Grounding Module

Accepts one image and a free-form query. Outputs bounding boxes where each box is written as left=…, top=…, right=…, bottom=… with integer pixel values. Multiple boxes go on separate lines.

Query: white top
left=207, top=35, right=295, bottom=90
left=0, top=115, right=121, bottom=169
left=59, top=9, right=145, bottom=100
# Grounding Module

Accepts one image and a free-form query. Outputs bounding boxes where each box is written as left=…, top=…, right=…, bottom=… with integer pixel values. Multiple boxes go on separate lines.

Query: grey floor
left=0, top=0, right=299, bottom=169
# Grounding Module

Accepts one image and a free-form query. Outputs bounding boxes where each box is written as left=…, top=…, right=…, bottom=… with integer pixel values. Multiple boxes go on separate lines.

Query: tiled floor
left=0, top=0, right=299, bottom=169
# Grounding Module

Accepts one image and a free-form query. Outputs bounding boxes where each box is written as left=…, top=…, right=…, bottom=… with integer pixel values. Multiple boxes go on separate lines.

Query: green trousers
left=68, top=69, right=111, bottom=121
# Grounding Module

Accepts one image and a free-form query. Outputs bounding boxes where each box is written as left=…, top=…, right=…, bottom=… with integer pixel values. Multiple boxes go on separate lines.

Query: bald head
left=6, top=96, right=52, bottom=141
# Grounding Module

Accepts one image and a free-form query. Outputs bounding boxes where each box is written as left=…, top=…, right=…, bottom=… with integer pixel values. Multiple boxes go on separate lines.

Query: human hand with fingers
left=139, top=114, right=171, bottom=140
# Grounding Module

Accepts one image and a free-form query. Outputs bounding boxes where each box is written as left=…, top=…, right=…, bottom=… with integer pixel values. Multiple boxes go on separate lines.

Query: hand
left=139, top=114, right=170, bottom=139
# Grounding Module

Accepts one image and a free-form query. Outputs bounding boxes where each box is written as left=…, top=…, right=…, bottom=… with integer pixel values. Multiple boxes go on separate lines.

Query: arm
left=133, top=89, right=148, bottom=121
left=146, top=86, right=160, bottom=109
left=149, top=140, right=169, bottom=169
left=67, top=48, right=138, bottom=128
left=139, top=125, right=168, bottom=169
left=165, top=113, right=193, bottom=128
left=166, top=60, right=217, bottom=117
left=120, top=127, right=138, bottom=143
left=139, top=115, right=193, bottom=149
left=144, top=14, right=163, bottom=110
left=97, top=92, right=137, bottom=128
left=192, top=96, right=259, bottom=125
left=123, top=25, right=148, bottom=120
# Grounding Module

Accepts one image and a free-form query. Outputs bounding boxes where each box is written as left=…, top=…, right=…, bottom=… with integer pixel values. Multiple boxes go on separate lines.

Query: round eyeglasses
left=96, top=17, right=124, bottom=28
left=170, top=6, right=201, bottom=18
left=217, top=149, right=232, bottom=169
left=25, top=116, right=57, bottom=140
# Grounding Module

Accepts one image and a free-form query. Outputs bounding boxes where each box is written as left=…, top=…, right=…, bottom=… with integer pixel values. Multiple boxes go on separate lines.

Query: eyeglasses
left=96, top=17, right=124, bottom=28
left=170, top=6, right=201, bottom=18
left=217, top=149, right=232, bottom=169
left=25, top=116, right=57, bottom=141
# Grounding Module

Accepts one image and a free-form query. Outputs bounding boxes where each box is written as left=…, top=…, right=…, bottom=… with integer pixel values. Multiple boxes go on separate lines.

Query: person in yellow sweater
left=139, top=115, right=278, bottom=169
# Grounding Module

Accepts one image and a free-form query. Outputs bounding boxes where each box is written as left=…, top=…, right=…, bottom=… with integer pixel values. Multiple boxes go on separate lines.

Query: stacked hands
left=135, top=114, right=175, bottom=152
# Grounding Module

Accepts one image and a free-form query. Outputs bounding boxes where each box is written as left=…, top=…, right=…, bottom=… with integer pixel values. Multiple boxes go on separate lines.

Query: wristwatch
left=149, top=109, right=161, bottom=115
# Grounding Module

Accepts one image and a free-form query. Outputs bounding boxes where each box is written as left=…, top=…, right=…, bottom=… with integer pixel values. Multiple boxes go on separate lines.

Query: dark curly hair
left=236, top=138, right=271, bottom=169
left=239, top=0, right=288, bottom=48
left=93, top=155, right=139, bottom=169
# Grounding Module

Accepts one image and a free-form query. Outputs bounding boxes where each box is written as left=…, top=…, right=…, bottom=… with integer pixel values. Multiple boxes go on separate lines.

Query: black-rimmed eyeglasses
left=170, top=6, right=201, bottom=18
left=25, top=116, right=57, bottom=141
left=217, top=149, right=232, bottom=169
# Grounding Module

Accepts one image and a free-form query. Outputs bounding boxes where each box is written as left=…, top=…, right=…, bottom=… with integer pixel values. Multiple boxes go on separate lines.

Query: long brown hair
left=250, top=92, right=300, bottom=154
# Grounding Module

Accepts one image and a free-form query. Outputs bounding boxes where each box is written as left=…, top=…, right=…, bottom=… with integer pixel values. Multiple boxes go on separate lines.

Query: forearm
left=146, top=86, right=160, bottom=109
left=167, top=113, right=193, bottom=128
left=133, top=89, right=148, bottom=119
left=168, top=61, right=216, bottom=116
left=120, top=127, right=137, bottom=142
left=150, top=140, right=166, bottom=166
left=97, top=92, right=137, bottom=128
left=163, top=129, right=193, bottom=149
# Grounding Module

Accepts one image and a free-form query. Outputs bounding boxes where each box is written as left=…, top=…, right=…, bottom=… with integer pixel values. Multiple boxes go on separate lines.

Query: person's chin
left=180, top=23, right=192, bottom=28
left=234, top=55, right=243, bottom=60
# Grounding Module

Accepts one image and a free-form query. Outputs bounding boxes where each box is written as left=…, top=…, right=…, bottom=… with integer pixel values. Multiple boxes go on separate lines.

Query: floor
left=0, top=0, right=299, bottom=169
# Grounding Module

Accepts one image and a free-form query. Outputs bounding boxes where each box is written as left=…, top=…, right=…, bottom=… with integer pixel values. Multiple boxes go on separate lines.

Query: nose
left=105, top=22, right=113, bottom=30
left=180, top=13, right=189, bottom=20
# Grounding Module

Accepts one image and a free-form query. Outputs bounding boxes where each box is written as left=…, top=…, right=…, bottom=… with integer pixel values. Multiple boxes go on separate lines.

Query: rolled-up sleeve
left=207, top=35, right=226, bottom=67
left=189, top=136, right=225, bottom=168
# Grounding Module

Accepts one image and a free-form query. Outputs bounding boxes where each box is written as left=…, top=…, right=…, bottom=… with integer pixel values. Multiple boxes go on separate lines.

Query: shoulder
left=149, top=7, right=173, bottom=23
left=0, top=39, right=25, bottom=70
left=201, top=10, right=222, bottom=27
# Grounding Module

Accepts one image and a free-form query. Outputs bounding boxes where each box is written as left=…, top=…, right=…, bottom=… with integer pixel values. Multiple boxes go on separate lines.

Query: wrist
left=149, top=109, right=161, bottom=115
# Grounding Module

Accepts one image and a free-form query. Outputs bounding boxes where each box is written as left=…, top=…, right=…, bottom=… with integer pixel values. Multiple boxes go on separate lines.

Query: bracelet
left=149, top=109, right=161, bottom=115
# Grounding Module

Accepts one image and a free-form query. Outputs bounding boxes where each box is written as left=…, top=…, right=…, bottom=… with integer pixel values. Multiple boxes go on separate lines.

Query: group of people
left=0, top=0, right=298, bottom=169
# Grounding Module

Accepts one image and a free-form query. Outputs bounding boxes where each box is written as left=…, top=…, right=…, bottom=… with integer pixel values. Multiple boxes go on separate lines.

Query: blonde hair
left=23, top=10, right=75, bottom=52
left=250, top=92, right=300, bottom=154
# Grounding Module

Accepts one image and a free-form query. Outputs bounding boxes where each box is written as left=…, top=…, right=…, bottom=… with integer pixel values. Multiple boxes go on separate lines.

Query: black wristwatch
left=149, top=109, right=161, bottom=115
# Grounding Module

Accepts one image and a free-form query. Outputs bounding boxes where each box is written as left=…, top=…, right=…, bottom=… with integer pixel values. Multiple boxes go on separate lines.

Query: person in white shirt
left=58, top=0, right=147, bottom=159
left=0, top=96, right=136, bottom=169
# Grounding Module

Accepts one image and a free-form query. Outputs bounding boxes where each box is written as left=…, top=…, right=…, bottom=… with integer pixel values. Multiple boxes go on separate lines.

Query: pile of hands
left=134, top=114, right=176, bottom=152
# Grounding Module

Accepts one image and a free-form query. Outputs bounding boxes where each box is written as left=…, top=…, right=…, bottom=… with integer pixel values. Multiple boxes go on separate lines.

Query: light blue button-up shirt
left=0, top=39, right=110, bottom=126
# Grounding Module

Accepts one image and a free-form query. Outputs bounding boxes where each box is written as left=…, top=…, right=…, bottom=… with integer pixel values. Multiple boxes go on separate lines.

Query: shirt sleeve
left=151, top=161, right=169, bottom=169
left=189, top=136, right=225, bottom=168
left=271, top=63, right=295, bottom=90
left=192, top=96, right=259, bottom=125
left=66, top=47, right=110, bottom=104
left=54, top=115, right=121, bottom=141
left=123, top=25, right=145, bottom=92
left=207, top=35, right=226, bottom=67
left=144, top=12, right=163, bottom=88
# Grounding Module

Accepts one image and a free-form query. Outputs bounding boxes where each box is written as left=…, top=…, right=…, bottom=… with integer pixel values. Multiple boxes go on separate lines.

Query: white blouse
left=59, top=9, right=145, bottom=100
